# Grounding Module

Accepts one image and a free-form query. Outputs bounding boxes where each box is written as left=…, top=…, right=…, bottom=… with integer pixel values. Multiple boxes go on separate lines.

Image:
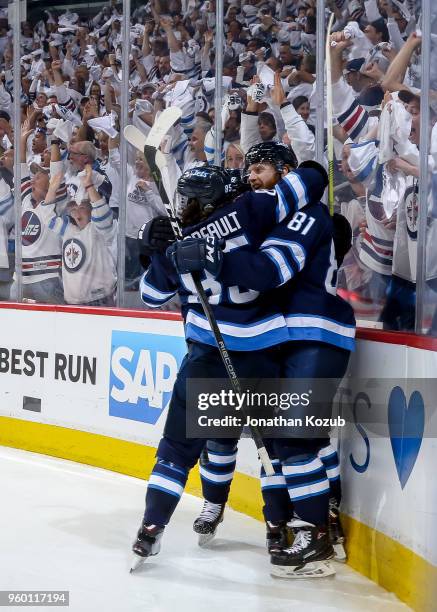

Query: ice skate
left=266, top=521, right=290, bottom=554
left=193, top=501, right=225, bottom=546
left=329, top=502, right=346, bottom=563
left=270, top=524, right=335, bottom=579
left=130, top=523, right=164, bottom=572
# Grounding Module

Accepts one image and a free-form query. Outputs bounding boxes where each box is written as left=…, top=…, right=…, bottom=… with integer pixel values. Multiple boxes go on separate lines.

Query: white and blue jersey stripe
left=140, top=167, right=327, bottom=351
left=218, top=203, right=356, bottom=351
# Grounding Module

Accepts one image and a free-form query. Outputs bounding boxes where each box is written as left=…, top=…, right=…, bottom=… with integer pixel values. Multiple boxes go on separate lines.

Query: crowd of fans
left=0, top=0, right=435, bottom=330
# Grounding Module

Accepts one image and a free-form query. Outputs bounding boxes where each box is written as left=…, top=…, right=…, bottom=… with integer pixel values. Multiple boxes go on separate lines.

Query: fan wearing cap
left=42, top=165, right=117, bottom=306
left=237, top=51, right=257, bottom=84
left=344, top=57, right=368, bottom=93
left=328, top=34, right=379, bottom=143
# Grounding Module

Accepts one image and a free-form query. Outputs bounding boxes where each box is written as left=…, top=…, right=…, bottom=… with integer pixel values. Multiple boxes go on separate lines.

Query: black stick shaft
left=144, top=145, right=274, bottom=475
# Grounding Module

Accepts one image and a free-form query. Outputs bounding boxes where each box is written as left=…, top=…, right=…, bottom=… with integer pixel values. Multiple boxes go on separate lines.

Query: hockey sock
left=199, top=441, right=238, bottom=504
left=144, top=459, right=188, bottom=526
left=318, top=444, right=341, bottom=506
left=282, top=455, right=330, bottom=526
left=261, top=459, right=293, bottom=524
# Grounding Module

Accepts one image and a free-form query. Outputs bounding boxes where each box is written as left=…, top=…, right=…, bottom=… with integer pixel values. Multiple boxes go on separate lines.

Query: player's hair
left=180, top=198, right=210, bottom=227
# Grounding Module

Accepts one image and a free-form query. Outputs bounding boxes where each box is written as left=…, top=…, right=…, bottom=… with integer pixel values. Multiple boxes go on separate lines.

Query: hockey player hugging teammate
left=133, top=143, right=355, bottom=579
left=193, top=145, right=353, bottom=567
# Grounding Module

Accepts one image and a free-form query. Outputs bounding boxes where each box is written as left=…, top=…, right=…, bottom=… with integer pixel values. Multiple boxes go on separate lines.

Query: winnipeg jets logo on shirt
left=21, top=210, right=42, bottom=246
left=63, top=238, right=86, bottom=272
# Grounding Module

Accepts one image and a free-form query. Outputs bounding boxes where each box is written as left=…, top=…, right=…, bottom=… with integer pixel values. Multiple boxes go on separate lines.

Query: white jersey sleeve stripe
left=263, top=247, right=294, bottom=285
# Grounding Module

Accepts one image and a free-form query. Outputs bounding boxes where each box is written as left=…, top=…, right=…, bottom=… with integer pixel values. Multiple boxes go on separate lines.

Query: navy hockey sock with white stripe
left=318, top=443, right=341, bottom=505
left=199, top=441, right=237, bottom=504
left=144, top=459, right=188, bottom=526
left=282, top=454, right=330, bottom=526
left=260, top=459, right=293, bottom=524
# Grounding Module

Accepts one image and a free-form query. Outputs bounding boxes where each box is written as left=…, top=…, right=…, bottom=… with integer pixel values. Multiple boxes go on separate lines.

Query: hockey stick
left=125, top=110, right=275, bottom=476
left=124, top=125, right=148, bottom=153
left=326, top=12, right=335, bottom=216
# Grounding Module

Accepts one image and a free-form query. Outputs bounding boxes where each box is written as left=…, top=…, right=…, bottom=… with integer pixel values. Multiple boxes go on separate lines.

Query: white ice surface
left=0, top=446, right=410, bottom=612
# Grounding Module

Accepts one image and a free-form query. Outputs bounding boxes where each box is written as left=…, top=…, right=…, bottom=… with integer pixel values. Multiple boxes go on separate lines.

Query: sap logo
left=109, top=330, right=186, bottom=424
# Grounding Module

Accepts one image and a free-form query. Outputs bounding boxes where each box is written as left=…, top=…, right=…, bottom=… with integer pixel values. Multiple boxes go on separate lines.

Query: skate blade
left=271, top=560, right=336, bottom=579
left=130, top=553, right=147, bottom=573
left=129, top=540, right=161, bottom=572
left=197, top=530, right=217, bottom=547
left=333, top=543, right=347, bottom=563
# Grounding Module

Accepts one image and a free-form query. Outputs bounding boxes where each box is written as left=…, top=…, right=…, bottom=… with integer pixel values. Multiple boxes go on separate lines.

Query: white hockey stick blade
left=155, top=149, right=181, bottom=216
left=270, top=560, right=336, bottom=579
left=123, top=125, right=148, bottom=152
left=155, top=149, right=168, bottom=171
left=145, top=107, right=182, bottom=149
left=258, top=446, right=275, bottom=476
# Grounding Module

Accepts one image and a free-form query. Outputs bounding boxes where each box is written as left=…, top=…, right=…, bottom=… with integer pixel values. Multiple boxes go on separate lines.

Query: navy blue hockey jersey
left=140, top=167, right=325, bottom=351
left=218, top=204, right=356, bottom=351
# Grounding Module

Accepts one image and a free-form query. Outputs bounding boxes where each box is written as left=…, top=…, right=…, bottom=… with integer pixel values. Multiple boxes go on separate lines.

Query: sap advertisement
left=109, top=330, right=186, bottom=424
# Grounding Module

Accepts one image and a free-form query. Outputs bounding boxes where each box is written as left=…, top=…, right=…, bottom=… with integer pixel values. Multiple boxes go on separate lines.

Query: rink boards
left=0, top=304, right=435, bottom=611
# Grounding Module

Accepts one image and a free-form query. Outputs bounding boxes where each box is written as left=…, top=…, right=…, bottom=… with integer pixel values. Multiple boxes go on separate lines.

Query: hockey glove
left=166, top=236, right=223, bottom=276
left=138, top=216, right=175, bottom=269
left=298, top=160, right=329, bottom=190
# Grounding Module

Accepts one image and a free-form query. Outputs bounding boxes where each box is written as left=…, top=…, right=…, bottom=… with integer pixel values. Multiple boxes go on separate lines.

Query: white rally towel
left=378, top=93, right=412, bottom=164
left=88, top=114, right=118, bottom=139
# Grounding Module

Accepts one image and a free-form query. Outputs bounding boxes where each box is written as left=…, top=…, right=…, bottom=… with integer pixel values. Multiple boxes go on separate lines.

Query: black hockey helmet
left=244, top=141, right=298, bottom=174
left=177, top=165, right=239, bottom=213
left=226, top=167, right=250, bottom=195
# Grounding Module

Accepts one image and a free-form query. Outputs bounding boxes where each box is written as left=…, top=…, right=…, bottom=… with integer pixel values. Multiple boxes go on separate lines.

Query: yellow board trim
left=1, top=416, right=435, bottom=611
left=342, top=514, right=437, bottom=612
left=0, top=416, right=264, bottom=521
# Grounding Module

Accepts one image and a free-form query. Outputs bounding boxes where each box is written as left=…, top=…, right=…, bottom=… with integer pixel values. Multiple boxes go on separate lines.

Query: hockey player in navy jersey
left=167, top=143, right=355, bottom=577
left=131, top=159, right=327, bottom=570
left=184, top=143, right=351, bottom=564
